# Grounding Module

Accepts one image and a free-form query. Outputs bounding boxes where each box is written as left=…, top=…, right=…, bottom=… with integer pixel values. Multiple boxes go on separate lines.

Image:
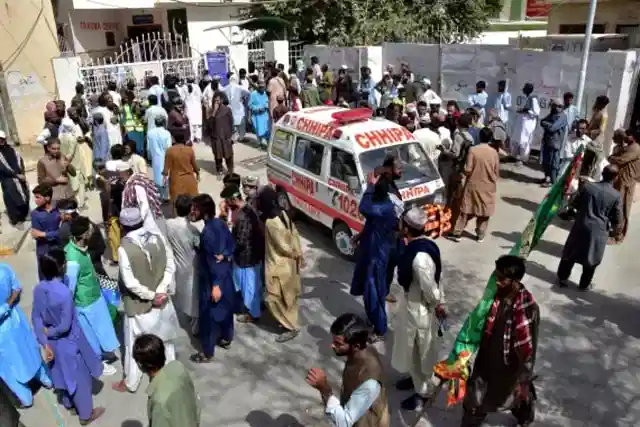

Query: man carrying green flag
left=458, top=254, right=539, bottom=426
left=431, top=147, right=585, bottom=425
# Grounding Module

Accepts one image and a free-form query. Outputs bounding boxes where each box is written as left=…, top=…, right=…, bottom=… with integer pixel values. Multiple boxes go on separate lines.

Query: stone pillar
left=227, top=44, right=249, bottom=75
left=0, top=0, right=60, bottom=144
left=264, top=40, right=290, bottom=70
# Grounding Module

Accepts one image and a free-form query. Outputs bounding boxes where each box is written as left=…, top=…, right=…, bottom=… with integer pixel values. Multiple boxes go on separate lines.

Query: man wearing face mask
left=306, top=313, right=390, bottom=427
left=460, top=255, right=539, bottom=427
left=221, top=184, right=264, bottom=323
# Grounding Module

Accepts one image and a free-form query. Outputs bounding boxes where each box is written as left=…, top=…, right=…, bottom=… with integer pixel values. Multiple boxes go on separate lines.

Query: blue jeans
left=542, top=146, right=561, bottom=184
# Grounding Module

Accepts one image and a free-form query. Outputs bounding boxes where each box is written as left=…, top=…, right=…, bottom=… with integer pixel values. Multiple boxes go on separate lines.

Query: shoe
left=218, top=339, right=232, bottom=349
left=79, top=407, right=106, bottom=425
left=275, top=330, right=299, bottom=343
left=401, top=393, right=428, bottom=411
left=578, top=283, right=593, bottom=291
left=476, top=235, right=485, bottom=243
left=515, top=161, right=524, bottom=168
left=557, top=279, right=569, bottom=288
left=446, top=234, right=461, bottom=243
left=101, top=362, right=116, bottom=376
left=396, top=376, right=415, bottom=391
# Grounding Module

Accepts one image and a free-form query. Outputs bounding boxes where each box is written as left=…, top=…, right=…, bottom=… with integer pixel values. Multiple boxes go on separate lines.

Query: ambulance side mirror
left=347, top=175, right=361, bottom=193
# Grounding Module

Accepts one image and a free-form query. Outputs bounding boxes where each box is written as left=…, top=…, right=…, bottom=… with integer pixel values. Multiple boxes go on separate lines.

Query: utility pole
left=575, top=0, right=598, bottom=116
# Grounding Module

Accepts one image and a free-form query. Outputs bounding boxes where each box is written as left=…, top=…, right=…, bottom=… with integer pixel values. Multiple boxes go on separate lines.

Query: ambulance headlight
left=432, top=190, right=445, bottom=205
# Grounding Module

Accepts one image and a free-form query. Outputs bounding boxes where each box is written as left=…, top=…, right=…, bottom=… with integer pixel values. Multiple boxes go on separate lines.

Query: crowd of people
left=0, top=57, right=637, bottom=427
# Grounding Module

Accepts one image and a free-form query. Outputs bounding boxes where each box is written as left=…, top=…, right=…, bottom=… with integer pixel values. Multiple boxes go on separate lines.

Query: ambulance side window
left=330, top=147, right=358, bottom=183
left=293, top=137, right=325, bottom=176
left=271, top=129, right=295, bottom=162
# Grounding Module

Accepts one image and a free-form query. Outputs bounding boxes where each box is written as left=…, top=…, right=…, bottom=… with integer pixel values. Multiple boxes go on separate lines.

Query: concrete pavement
left=2, top=141, right=639, bottom=427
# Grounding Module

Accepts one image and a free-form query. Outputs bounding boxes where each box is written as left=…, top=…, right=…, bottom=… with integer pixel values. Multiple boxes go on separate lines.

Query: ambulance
left=266, top=106, right=446, bottom=259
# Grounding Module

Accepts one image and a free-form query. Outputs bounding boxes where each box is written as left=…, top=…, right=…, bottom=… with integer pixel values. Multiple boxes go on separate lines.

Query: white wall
left=382, top=43, right=440, bottom=83
left=186, top=6, right=239, bottom=54
left=467, top=30, right=547, bottom=45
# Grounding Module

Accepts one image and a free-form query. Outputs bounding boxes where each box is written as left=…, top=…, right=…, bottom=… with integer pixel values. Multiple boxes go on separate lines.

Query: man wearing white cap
left=113, top=207, right=177, bottom=393
left=0, top=130, right=29, bottom=227
left=111, top=159, right=167, bottom=236
left=421, top=78, right=442, bottom=107
left=391, top=207, right=445, bottom=411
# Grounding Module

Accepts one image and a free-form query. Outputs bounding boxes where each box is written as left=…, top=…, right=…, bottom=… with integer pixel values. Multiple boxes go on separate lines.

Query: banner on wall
left=206, top=51, right=229, bottom=85
left=440, top=45, right=513, bottom=108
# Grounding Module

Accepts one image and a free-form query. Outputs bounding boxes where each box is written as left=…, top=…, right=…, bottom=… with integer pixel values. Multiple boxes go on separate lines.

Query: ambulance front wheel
left=332, top=221, right=356, bottom=261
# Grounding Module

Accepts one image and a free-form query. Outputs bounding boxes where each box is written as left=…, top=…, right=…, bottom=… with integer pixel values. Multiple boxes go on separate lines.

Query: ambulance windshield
left=358, top=142, right=440, bottom=189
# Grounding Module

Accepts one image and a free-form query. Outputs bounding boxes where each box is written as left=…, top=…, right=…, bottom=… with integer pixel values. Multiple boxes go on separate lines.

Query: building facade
left=1, top=0, right=60, bottom=144
left=547, top=0, right=640, bottom=34
left=55, top=0, right=252, bottom=60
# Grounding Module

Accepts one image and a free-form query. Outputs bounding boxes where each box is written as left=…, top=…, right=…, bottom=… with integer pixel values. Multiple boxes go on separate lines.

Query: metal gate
left=78, top=32, right=208, bottom=95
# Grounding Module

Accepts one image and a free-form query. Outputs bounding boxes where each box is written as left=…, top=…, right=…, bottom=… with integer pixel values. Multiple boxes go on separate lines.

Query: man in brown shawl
left=210, top=92, right=234, bottom=178
left=449, top=127, right=499, bottom=243
left=607, top=128, right=640, bottom=243
left=36, top=138, right=74, bottom=205
left=267, top=68, right=287, bottom=119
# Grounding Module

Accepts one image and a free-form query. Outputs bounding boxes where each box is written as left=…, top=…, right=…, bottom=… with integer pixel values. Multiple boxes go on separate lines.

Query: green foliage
left=245, top=0, right=502, bottom=45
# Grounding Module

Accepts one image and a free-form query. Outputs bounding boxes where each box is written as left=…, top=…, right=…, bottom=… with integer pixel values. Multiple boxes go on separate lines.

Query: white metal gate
left=79, top=32, right=207, bottom=95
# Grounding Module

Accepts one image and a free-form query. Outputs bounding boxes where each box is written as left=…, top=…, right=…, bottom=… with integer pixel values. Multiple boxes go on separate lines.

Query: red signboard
left=526, top=0, right=551, bottom=18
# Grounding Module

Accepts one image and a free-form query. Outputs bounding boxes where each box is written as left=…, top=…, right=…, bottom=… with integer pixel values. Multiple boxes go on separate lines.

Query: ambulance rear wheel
left=277, top=190, right=296, bottom=220
left=332, top=222, right=356, bottom=261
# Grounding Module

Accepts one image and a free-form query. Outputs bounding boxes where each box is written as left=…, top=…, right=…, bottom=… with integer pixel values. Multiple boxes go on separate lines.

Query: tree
left=245, top=0, right=502, bottom=45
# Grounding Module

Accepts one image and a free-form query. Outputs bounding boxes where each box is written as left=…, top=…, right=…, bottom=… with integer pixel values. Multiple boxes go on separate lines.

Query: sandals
left=189, top=352, right=214, bottom=363
left=217, top=340, right=232, bottom=350
left=79, top=407, right=106, bottom=425
left=275, top=329, right=299, bottom=343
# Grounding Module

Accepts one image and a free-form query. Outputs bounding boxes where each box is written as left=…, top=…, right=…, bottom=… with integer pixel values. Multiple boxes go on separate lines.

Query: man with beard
left=350, top=157, right=404, bottom=342
left=306, top=313, right=389, bottom=427
left=461, top=255, right=539, bottom=427
left=0, top=131, right=29, bottom=228
left=189, top=194, right=236, bottom=363
left=391, top=207, right=445, bottom=411
left=36, top=138, right=74, bottom=205
left=220, top=185, right=264, bottom=323
left=241, top=176, right=261, bottom=211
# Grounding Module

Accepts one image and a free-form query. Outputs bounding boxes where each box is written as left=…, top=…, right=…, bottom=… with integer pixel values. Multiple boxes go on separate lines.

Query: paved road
left=4, top=142, right=639, bottom=427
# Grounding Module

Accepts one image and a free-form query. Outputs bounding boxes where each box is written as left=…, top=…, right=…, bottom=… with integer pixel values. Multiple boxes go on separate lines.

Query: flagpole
left=575, top=0, right=598, bottom=116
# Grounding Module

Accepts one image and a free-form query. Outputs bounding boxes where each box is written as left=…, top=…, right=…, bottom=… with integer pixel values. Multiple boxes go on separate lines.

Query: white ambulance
left=266, top=106, right=445, bottom=259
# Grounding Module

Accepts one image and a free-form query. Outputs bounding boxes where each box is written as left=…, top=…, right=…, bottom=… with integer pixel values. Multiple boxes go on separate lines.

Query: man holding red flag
left=460, top=255, right=539, bottom=427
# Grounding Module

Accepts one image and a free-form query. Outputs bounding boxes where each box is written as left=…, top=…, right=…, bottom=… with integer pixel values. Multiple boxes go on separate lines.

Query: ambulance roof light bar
left=331, top=108, right=373, bottom=125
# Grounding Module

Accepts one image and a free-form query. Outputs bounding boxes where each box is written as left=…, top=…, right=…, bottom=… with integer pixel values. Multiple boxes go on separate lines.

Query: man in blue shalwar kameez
left=0, top=263, right=52, bottom=407
left=249, top=82, right=270, bottom=147
left=221, top=185, right=264, bottom=322
left=190, top=194, right=236, bottom=363
left=350, top=172, right=401, bottom=342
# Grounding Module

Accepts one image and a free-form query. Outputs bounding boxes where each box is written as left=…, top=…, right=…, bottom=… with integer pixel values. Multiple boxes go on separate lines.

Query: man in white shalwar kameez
left=510, top=83, right=540, bottom=166
left=184, top=77, right=203, bottom=142
left=112, top=208, right=178, bottom=394
left=392, top=207, right=445, bottom=412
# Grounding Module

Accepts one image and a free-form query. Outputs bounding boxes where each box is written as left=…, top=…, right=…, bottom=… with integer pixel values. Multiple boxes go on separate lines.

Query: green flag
left=433, top=146, right=585, bottom=406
